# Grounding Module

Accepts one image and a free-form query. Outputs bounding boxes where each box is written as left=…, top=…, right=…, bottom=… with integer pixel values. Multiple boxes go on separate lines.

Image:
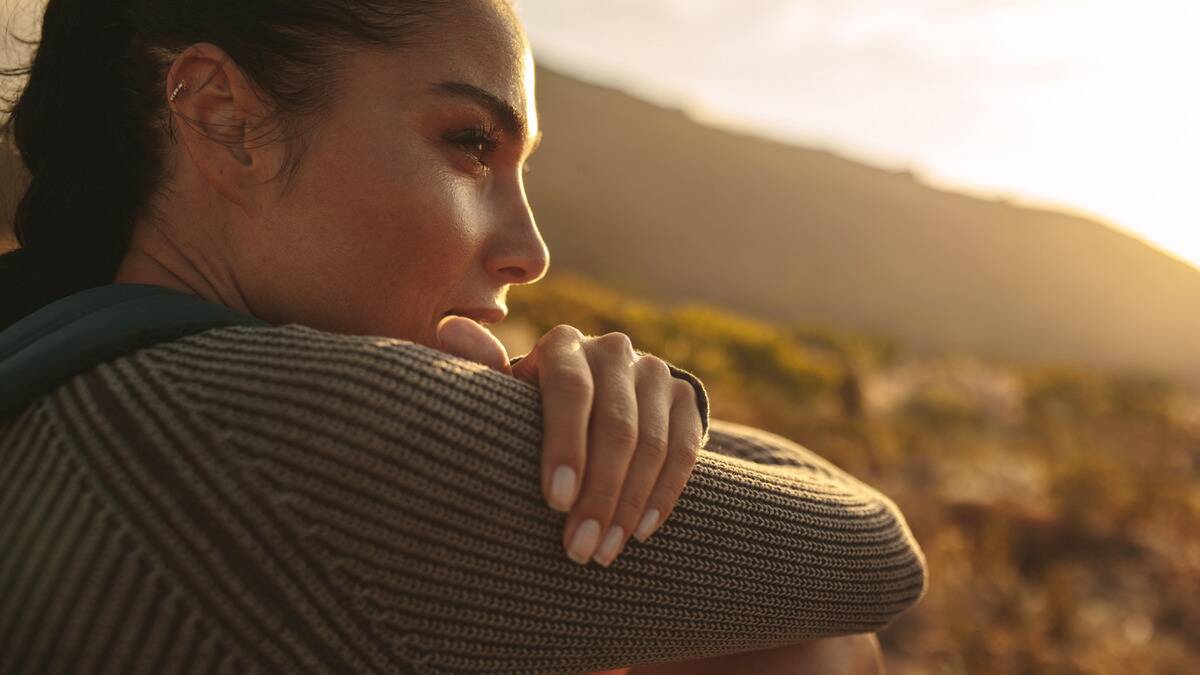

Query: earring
left=169, top=80, right=188, bottom=102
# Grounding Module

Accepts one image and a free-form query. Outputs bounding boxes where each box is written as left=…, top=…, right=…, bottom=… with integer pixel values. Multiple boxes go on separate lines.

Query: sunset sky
left=0, top=1, right=1195, bottom=270
left=517, top=0, right=1200, bottom=270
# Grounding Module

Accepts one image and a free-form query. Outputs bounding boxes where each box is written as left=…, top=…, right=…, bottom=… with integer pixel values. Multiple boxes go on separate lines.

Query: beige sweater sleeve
left=0, top=323, right=926, bottom=675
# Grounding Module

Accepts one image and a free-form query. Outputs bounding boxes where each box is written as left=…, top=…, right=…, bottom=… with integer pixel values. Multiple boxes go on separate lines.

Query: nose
left=486, top=199, right=550, bottom=286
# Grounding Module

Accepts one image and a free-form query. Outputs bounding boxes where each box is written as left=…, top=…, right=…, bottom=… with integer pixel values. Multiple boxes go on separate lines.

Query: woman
left=0, top=1, right=925, bottom=673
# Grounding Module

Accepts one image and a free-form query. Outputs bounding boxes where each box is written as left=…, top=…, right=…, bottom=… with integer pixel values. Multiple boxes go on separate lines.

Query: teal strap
left=1, top=284, right=268, bottom=420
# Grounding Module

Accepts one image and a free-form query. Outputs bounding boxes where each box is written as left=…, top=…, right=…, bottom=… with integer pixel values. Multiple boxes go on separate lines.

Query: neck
left=113, top=217, right=254, bottom=317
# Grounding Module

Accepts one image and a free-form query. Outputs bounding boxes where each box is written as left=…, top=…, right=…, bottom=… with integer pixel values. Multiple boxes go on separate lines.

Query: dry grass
left=508, top=273, right=1200, bottom=675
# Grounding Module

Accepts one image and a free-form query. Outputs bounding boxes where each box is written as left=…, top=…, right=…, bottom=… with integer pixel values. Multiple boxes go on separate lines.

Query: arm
left=4, top=323, right=925, bottom=674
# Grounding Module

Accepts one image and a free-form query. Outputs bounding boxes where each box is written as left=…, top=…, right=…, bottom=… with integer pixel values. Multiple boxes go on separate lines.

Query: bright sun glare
left=1, top=0, right=1196, bottom=269
left=518, top=0, right=1200, bottom=269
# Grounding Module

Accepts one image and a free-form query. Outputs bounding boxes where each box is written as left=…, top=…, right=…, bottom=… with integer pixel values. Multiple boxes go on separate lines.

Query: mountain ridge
left=526, top=64, right=1200, bottom=386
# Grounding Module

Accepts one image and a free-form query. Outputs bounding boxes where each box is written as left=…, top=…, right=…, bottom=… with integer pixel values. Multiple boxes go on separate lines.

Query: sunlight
left=517, top=0, right=1200, bottom=269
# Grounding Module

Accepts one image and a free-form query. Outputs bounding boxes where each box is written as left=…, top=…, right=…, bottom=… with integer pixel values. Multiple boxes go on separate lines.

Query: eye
left=446, top=124, right=500, bottom=171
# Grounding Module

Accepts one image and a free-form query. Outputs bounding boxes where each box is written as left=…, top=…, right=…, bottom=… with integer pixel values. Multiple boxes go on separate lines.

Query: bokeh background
left=3, top=1, right=1199, bottom=673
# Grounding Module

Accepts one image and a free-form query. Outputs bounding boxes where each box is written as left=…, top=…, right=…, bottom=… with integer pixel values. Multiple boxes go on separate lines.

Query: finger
left=435, top=315, right=511, bottom=373
left=535, top=325, right=593, bottom=516
left=591, top=356, right=673, bottom=567
left=632, top=378, right=703, bottom=544
left=563, top=332, right=640, bottom=565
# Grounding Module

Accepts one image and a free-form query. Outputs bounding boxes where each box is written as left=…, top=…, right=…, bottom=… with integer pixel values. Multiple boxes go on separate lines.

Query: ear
left=164, top=43, right=284, bottom=216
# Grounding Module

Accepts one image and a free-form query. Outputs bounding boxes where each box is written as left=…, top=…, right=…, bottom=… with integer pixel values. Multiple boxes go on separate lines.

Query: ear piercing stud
left=169, top=80, right=188, bottom=102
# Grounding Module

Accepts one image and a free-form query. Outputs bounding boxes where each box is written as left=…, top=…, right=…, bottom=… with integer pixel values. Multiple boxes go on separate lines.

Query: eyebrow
left=429, top=80, right=543, bottom=152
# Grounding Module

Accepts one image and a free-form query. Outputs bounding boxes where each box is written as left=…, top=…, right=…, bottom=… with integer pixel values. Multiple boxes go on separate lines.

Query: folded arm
left=1, top=323, right=925, bottom=675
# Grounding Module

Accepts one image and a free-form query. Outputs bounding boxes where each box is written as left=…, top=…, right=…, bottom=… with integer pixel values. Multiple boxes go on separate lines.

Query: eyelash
left=449, top=124, right=500, bottom=170
left=447, top=124, right=534, bottom=175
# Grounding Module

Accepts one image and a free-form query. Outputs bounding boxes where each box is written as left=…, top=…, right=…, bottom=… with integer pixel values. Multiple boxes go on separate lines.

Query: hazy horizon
left=516, top=0, right=1200, bottom=271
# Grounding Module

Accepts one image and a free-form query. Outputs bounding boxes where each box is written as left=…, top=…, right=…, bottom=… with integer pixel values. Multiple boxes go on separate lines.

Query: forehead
left=437, top=0, right=527, bottom=78
left=352, top=0, right=536, bottom=130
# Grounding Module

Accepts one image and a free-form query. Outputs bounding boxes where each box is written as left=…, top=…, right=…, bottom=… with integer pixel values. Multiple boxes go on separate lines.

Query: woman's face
left=234, top=0, right=547, bottom=348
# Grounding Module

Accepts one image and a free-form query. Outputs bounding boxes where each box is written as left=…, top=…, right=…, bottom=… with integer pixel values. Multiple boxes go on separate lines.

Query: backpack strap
left=0, top=283, right=268, bottom=420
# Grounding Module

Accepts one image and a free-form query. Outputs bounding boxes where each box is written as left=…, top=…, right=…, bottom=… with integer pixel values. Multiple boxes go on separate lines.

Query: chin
left=396, top=323, right=438, bottom=350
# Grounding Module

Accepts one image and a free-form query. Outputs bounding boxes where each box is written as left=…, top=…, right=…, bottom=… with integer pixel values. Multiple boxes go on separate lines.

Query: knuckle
left=582, top=479, right=622, bottom=504
left=601, top=418, right=640, bottom=449
left=547, top=324, right=584, bottom=342
left=636, top=354, right=672, bottom=380
left=599, top=331, right=635, bottom=357
left=673, top=378, right=698, bottom=403
left=678, top=439, right=701, bottom=462
left=669, top=440, right=700, bottom=470
left=638, top=431, right=670, bottom=460
left=548, top=366, right=592, bottom=397
left=616, top=493, right=646, bottom=516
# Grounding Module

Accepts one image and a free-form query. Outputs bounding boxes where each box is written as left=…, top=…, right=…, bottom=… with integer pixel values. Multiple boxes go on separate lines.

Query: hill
left=526, top=65, right=1200, bottom=386
left=502, top=273, right=1200, bottom=675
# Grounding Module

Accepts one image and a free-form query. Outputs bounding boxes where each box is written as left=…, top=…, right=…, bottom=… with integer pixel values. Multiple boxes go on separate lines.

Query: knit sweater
left=0, top=322, right=927, bottom=674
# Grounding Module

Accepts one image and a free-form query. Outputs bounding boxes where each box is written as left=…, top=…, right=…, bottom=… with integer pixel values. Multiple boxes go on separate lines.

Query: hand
left=436, top=318, right=704, bottom=567
left=434, top=314, right=515, bottom=375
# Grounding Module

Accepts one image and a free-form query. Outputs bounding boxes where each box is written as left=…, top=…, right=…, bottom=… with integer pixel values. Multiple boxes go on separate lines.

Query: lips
left=443, top=307, right=507, bottom=325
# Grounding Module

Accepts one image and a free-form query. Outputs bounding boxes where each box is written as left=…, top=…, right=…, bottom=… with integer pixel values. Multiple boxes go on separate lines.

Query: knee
left=843, top=633, right=886, bottom=675
left=626, top=633, right=885, bottom=675
left=735, top=633, right=883, bottom=675
left=783, top=633, right=884, bottom=675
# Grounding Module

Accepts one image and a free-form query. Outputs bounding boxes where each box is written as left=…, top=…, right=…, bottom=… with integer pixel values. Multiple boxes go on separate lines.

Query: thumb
left=510, top=346, right=541, bottom=385
left=436, top=315, right=513, bottom=374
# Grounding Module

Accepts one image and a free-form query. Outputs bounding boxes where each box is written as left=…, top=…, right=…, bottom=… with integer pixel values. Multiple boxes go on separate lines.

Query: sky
left=515, top=0, right=1200, bottom=270
left=1, top=0, right=1196, bottom=270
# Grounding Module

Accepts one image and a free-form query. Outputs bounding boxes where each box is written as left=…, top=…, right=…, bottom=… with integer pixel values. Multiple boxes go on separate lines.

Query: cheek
left=329, top=129, right=479, bottom=264
left=353, top=176, right=480, bottom=282
left=263, top=136, right=485, bottom=336
left=353, top=193, right=481, bottom=343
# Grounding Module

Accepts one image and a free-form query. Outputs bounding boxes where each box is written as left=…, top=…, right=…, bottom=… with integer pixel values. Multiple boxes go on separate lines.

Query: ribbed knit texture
left=0, top=323, right=926, bottom=674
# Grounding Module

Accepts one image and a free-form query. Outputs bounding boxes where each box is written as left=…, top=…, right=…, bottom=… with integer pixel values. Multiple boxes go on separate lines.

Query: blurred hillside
left=526, top=65, right=1200, bottom=388
left=501, top=272, right=1200, bottom=675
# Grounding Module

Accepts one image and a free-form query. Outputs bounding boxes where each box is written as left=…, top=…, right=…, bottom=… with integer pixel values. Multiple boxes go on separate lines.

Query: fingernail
left=549, top=465, right=577, bottom=512
left=633, top=508, right=660, bottom=543
left=593, top=525, right=625, bottom=567
left=567, top=519, right=601, bottom=564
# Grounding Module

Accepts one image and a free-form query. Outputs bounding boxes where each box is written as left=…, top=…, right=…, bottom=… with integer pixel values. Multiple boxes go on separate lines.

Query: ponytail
left=1, top=0, right=157, bottom=328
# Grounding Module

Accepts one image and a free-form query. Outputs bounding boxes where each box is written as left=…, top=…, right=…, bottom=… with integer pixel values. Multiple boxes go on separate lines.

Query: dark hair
left=0, top=0, right=443, bottom=329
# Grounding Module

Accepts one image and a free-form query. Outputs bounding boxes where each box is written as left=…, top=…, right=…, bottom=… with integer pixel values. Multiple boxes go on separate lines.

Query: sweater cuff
left=507, top=352, right=711, bottom=442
